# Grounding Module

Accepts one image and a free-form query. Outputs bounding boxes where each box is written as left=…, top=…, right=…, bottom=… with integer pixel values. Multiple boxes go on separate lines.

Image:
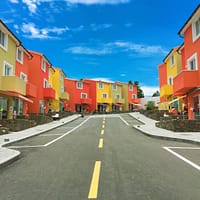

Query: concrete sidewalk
left=0, top=114, right=80, bottom=166
left=130, top=112, right=200, bottom=144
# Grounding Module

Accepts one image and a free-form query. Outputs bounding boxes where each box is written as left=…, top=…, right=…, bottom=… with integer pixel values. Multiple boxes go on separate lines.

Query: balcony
left=80, top=98, right=92, bottom=105
left=114, top=98, right=125, bottom=104
left=60, top=92, right=69, bottom=100
left=98, top=98, right=112, bottom=104
left=26, top=82, right=37, bottom=97
left=130, top=98, right=140, bottom=104
left=0, top=76, right=26, bottom=95
left=173, top=70, right=199, bottom=96
left=43, top=88, right=55, bottom=99
left=160, top=84, right=173, bottom=98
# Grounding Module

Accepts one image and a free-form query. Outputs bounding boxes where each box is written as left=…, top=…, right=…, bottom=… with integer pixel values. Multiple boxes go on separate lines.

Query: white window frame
left=81, top=93, right=87, bottom=99
left=0, top=29, right=8, bottom=51
left=98, top=82, right=104, bottom=89
left=43, top=79, right=49, bottom=88
left=76, top=81, right=83, bottom=89
left=192, top=14, right=200, bottom=42
left=187, top=53, right=198, bottom=71
left=3, top=61, right=13, bottom=76
left=170, top=54, right=174, bottom=67
left=16, top=47, right=23, bottom=64
left=20, top=72, right=27, bottom=82
left=132, top=94, right=137, bottom=99
left=129, top=85, right=133, bottom=91
left=116, top=94, right=121, bottom=99
left=112, top=84, right=117, bottom=90
left=168, top=76, right=173, bottom=85
left=41, top=59, right=46, bottom=72
left=102, top=93, right=107, bottom=99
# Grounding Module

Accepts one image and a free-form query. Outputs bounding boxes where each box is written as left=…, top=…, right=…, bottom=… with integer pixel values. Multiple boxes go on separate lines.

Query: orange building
left=173, top=4, right=200, bottom=119
left=27, top=51, right=55, bottom=114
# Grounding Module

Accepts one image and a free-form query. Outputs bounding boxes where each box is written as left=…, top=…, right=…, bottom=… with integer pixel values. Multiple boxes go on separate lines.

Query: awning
left=168, top=95, right=186, bottom=104
left=112, top=103, right=123, bottom=107
left=0, top=91, right=33, bottom=103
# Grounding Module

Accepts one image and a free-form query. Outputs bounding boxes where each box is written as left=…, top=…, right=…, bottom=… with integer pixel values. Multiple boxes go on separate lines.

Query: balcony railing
left=173, top=70, right=199, bottom=96
left=26, top=82, right=37, bottom=97
left=43, top=88, right=55, bottom=99
left=0, top=76, right=26, bottom=95
left=80, top=98, right=92, bottom=104
left=160, top=84, right=173, bottom=98
left=114, top=98, right=125, bottom=104
left=60, top=92, right=69, bottom=100
left=98, top=98, right=112, bottom=104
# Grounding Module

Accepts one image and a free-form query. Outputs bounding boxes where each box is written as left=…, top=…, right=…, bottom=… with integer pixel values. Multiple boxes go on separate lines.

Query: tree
left=134, top=81, right=144, bottom=98
left=152, top=90, right=160, bottom=97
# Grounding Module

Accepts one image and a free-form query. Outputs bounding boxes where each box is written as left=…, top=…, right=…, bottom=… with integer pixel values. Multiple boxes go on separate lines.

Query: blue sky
left=1, top=0, right=200, bottom=96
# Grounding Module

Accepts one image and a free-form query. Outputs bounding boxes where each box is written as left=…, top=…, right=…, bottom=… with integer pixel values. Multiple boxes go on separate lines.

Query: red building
left=173, top=4, right=200, bottom=119
left=128, top=83, right=140, bottom=111
left=27, top=51, right=55, bottom=114
left=64, top=78, right=96, bottom=113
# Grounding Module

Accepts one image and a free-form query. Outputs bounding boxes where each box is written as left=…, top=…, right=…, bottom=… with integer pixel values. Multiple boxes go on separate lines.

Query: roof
left=178, top=4, right=200, bottom=35
left=162, top=46, right=180, bottom=63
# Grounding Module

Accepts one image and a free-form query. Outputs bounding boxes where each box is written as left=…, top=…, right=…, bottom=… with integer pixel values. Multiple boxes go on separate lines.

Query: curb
left=133, top=125, right=200, bottom=145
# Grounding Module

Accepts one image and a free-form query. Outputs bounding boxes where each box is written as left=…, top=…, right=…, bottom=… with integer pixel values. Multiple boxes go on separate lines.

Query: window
left=129, top=85, right=133, bottom=91
left=132, top=94, right=137, bottom=99
left=192, top=15, right=200, bottom=41
left=41, top=59, right=46, bottom=72
left=187, top=53, right=198, bottom=70
left=20, top=72, right=27, bottom=82
left=43, top=79, right=49, bottom=88
left=17, top=47, right=23, bottom=64
left=76, top=81, right=83, bottom=89
left=98, top=82, right=104, bottom=89
left=116, top=94, right=121, bottom=99
left=170, top=54, right=174, bottom=66
left=102, top=93, right=107, bottom=98
left=0, top=29, right=7, bottom=50
left=168, top=76, right=173, bottom=85
left=112, top=84, right=117, bottom=90
left=81, top=93, right=87, bottom=99
left=3, top=61, right=13, bottom=76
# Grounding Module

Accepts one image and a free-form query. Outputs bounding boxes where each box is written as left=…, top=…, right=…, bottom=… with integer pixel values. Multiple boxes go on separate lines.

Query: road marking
left=39, top=134, right=64, bottom=136
left=163, top=146, right=200, bottom=171
left=98, top=138, right=104, bottom=148
left=101, top=129, right=104, bottom=135
left=102, top=120, right=105, bottom=124
left=44, top=117, right=91, bottom=147
left=119, top=116, right=129, bottom=126
left=102, top=124, right=105, bottom=129
left=88, top=161, right=101, bottom=199
left=9, top=145, right=44, bottom=148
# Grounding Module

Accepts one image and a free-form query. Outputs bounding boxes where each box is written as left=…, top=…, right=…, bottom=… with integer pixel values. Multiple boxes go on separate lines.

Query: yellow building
left=96, top=81, right=112, bottom=112
left=0, top=20, right=26, bottom=119
left=111, top=82, right=125, bottom=112
left=49, top=67, right=69, bottom=112
left=159, top=47, right=182, bottom=111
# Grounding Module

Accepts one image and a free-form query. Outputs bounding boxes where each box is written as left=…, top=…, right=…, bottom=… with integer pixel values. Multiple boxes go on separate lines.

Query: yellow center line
left=98, top=138, right=104, bottom=148
left=101, top=129, right=104, bottom=135
left=102, top=124, right=105, bottom=129
left=102, top=120, right=105, bottom=124
left=88, top=161, right=101, bottom=199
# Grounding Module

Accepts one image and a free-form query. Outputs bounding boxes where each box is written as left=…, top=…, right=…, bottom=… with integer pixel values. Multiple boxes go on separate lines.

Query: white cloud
left=64, top=46, right=112, bottom=55
left=90, top=23, right=112, bottom=31
left=141, top=86, right=159, bottom=97
left=9, top=0, right=19, bottom=3
left=21, top=22, right=69, bottom=39
left=91, top=77, right=114, bottom=83
left=64, top=41, right=167, bottom=56
left=66, top=0, right=130, bottom=5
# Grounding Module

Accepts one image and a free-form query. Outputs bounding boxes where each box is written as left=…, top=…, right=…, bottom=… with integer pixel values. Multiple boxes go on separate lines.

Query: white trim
left=76, top=81, right=83, bottom=89
left=3, top=61, right=13, bottom=76
left=192, top=14, right=200, bottom=42
left=168, top=76, right=173, bottom=85
left=81, top=93, right=87, bottom=99
left=16, top=47, right=24, bottom=64
left=102, top=93, right=107, bottom=98
left=0, top=29, right=8, bottom=51
left=41, top=59, right=46, bottom=72
left=187, top=53, right=198, bottom=70
left=98, top=82, right=104, bottom=89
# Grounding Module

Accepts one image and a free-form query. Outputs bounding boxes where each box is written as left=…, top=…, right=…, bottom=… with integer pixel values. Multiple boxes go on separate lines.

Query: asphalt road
left=0, top=114, right=200, bottom=200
